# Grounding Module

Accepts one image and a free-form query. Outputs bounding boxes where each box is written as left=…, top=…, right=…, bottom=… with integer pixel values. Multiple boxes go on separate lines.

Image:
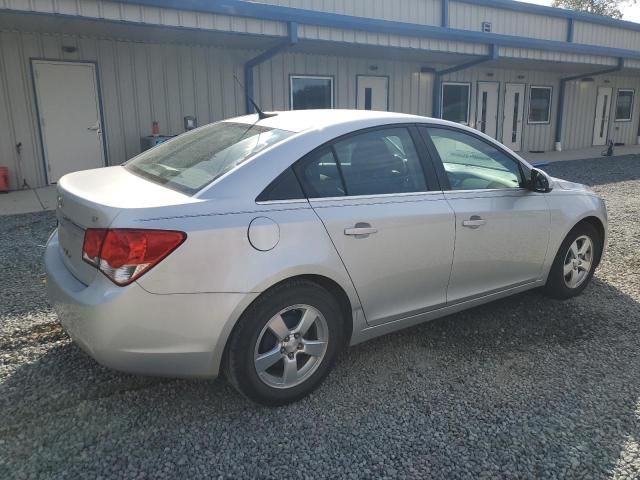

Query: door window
left=442, top=83, right=470, bottom=125
left=425, top=128, right=524, bottom=190
left=295, top=127, right=427, bottom=198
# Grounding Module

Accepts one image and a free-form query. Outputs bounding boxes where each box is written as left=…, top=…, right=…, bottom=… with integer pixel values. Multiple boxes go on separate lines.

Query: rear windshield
left=125, top=122, right=293, bottom=195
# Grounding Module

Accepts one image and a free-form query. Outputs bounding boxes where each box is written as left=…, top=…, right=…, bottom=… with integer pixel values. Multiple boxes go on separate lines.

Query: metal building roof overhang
left=126, top=0, right=640, bottom=62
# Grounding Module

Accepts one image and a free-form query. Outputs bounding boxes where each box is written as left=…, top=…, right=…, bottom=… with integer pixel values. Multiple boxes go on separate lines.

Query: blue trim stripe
left=128, top=0, right=640, bottom=61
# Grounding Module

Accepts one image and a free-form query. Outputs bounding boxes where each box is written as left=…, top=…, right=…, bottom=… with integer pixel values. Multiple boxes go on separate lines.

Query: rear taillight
left=82, top=229, right=186, bottom=286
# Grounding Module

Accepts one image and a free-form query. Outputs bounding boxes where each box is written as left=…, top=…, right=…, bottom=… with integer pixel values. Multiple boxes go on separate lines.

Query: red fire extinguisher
left=0, top=166, right=9, bottom=193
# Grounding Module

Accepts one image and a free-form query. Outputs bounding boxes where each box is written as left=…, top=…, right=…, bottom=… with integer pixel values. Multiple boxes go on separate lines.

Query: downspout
left=554, top=57, right=624, bottom=151
left=244, top=22, right=298, bottom=114
left=432, top=44, right=498, bottom=119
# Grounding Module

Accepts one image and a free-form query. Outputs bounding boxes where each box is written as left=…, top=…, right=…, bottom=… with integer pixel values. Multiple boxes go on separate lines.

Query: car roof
left=227, top=109, right=445, bottom=133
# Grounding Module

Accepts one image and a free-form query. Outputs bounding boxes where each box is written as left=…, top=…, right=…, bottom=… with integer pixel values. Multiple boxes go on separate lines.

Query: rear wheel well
left=222, top=275, right=354, bottom=375
left=290, top=274, right=354, bottom=345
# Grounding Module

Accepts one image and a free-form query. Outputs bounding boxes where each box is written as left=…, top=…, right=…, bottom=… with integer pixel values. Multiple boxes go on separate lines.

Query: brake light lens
left=82, top=228, right=107, bottom=266
left=82, top=229, right=186, bottom=286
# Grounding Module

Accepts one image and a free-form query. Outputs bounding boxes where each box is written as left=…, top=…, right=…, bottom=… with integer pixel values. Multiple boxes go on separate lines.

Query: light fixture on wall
left=486, top=72, right=494, bottom=77
left=517, top=74, right=525, bottom=79
left=369, top=65, right=379, bottom=71
left=61, top=45, right=77, bottom=54
left=604, top=79, right=611, bottom=84
left=420, top=66, right=436, bottom=74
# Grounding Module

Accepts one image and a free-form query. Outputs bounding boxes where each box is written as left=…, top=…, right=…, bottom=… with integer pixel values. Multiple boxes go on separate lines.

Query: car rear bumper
left=45, top=231, right=257, bottom=378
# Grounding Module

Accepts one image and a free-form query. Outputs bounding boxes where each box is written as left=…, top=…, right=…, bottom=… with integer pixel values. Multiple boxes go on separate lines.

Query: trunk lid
left=55, top=166, right=197, bottom=285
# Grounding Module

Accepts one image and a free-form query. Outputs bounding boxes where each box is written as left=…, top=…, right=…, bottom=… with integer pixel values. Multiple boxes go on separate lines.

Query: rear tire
left=224, top=280, right=344, bottom=406
left=544, top=222, right=601, bottom=300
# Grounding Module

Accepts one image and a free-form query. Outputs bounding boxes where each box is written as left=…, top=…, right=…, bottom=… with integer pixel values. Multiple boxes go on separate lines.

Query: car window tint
left=333, top=127, right=427, bottom=196
left=294, top=148, right=346, bottom=198
left=256, top=168, right=305, bottom=202
left=426, top=128, right=523, bottom=190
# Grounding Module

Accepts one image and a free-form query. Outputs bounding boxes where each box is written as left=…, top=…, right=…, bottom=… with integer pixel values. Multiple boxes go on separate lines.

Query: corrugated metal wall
left=0, top=28, right=432, bottom=189
left=573, top=21, right=640, bottom=51
left=449, top=1, right=568, bottom=42
left=562, top=75, right=640, bottom=150
left=250, top=0, right=442, bottom=26
left=0, top=0, right=287, bottom=37
left=440, top=67, right=563, bottom=152
left=253, top=51, right=432, bottom=114
left=0, top=30, right=252, bottom=189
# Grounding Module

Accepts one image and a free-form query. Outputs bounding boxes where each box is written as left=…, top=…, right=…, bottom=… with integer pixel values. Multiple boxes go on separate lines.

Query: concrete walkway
left=0, top=185, right=57, bottom=216
left=1, top=144, right=639, bottom=215
left=521, top=145, right=640, bottom=164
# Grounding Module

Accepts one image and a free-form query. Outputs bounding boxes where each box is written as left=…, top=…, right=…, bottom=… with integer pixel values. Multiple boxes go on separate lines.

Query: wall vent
left=481, top=22, right=492, bottom=33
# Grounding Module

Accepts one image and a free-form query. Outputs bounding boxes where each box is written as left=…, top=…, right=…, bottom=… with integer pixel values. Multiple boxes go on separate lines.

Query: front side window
left=295, top=127, right=427, bottom=198
left=615, top=89, right=634, bottom=121
left=290, top=76, right=334, bottom=110
left=126, top=122, right=292, bottom=195
left=425, top=127, right=524, bottom=191
left=442, top=83, right=470, bottom=125
left=528, top=86, right=552, bottom=124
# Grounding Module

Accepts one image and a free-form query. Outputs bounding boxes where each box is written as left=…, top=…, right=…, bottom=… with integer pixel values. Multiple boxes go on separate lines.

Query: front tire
left=544, top=222, right=601, bottom=299
left=224, top=280, right=344, bottom=406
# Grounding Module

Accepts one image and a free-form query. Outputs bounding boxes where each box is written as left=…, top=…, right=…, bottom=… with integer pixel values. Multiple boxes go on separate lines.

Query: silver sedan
left=45, top=110, right=607, bottom=405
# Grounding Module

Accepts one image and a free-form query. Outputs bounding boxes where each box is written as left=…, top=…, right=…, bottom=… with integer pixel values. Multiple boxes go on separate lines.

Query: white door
left=356, top=76, right=389, bottom=111
left=33, top=60, right=105, bottom=184
left=593, top=87, right=613, bottom=146
left=502, top=83, right=525, bottom=151
left=475, top=82, right=499, bottom=139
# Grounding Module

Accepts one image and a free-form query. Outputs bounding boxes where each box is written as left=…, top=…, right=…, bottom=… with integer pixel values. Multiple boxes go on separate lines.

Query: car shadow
left=2, top=277, right=639, bottom=478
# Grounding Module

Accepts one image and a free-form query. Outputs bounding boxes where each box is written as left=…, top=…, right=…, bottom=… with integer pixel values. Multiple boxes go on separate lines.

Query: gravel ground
left=1, top=155, right=639, bottom=479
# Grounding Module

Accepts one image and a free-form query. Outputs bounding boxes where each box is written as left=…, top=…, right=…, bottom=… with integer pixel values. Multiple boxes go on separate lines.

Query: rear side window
left=256, top=168, right=305, bottom=202
left=294, top=127, right=427, bottom=198
left=126, top=122, right=293, bottom=195
left=294, top=148, right=346, bottom=198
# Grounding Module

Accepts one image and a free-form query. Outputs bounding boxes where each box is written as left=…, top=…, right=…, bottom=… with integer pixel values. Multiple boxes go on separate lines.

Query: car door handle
left=344, top=223, right=378, bottom=236
left=462, top=216, right=487, bottom=228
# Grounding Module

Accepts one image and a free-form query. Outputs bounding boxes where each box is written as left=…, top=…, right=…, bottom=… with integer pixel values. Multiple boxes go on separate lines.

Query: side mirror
left=529, top=168, right=553, bottom=193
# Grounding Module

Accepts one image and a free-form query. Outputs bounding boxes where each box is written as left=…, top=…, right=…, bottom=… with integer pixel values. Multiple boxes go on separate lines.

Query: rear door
left=294, top=126, right=455, bottom=326
left=32, top=60, right=105, bottom=183
left=420, top=126, right=550, bottom=304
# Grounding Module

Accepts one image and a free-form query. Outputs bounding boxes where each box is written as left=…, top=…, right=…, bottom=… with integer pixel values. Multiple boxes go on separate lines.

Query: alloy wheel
left=563, top=235, right=593, bottom=289
left=253, top=304, right=329, bottom=389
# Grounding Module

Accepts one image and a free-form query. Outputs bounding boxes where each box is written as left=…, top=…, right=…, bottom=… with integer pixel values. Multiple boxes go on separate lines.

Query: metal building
left=0, top=0, right=639, bottom=189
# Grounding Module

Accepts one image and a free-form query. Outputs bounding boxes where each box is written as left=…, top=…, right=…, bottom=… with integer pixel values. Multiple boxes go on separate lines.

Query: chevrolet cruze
left=45, top=110, right=607, bottom=405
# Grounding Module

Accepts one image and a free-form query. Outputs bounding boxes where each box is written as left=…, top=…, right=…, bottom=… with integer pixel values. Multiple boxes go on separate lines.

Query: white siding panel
left=449, top=1, right=568, bottom=41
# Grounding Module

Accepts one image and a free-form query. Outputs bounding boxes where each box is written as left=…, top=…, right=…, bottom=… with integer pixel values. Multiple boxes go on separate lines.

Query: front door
left=356, top=75, right=389, bottom=111
left=475, top=82, right=499, bottom=139
left=293, top=126, right=455, bottom=326
left=593, top=87, right=613, bottom=146
left=502, top=83, right=525, bottom=151
left=422, top=126, right=549, bottom=303
left=32, top=60, right=105, bottom=183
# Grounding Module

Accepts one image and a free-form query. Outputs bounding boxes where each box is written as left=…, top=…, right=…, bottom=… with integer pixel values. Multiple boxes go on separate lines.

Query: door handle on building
left=462, top=216, right=486, bottom=229
left=344, top=223, right=378, bottom=236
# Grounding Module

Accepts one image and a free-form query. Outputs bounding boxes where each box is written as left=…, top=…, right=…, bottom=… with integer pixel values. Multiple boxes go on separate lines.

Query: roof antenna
left=234, top=75, right=277, bottom=120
